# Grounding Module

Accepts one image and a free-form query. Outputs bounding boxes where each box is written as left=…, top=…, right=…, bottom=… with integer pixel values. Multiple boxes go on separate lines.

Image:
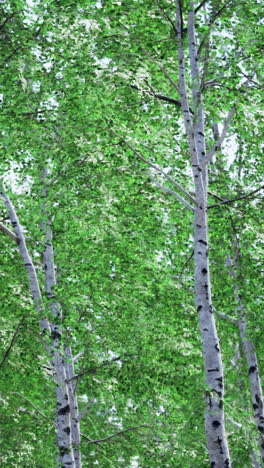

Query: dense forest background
left=0, top=1, right=263, bottom=467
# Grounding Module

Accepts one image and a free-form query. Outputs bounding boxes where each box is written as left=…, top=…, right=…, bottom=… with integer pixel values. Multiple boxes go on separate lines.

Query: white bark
left=226, top=250, right=264, bottom=461
left=1, top=186, right=75, bottom=467
left=65, top=345, right=82, bottom=467
left=41, top=170, right=81, bottom=467
left=175, top=3, right=231, bottom=466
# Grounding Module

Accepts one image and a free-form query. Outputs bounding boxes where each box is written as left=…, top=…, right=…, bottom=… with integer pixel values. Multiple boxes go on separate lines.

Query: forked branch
left=201, top=107, right=236, bottom=167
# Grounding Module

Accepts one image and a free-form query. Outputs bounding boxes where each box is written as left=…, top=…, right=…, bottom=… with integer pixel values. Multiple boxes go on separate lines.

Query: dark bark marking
left=198, top=251, right=202, bottom=255
left=198, top=132, right=204, bottom=136
left=211, top=464, right=215, bottom=468
left=218, top=399, right=223, bottom=409
left=224, top=460, right=230, bottom=467
left=59, top=446, right=69, bottom=456
left=203, top=328, right=208, bottom=331
left=201, top=151, right=205, bottom=156
left=208, top=368, right=219, bottom=372
left=217, top=436, right=223, bottom=454
left=202, top=268, right=207, bottom=274
left=258, top=425, right=264, bottom=434
left=249, top=365, right=256, bottom=374
left=215, top=344, right=220, bottom=352
left=63, top=426, right=71, bottom=435
left=197, top=305, right=202, bottom=312
left=209, top=305, right=213, bottom=314
left=198, top=239, right=207, bottom=245
left=253, top=403, right=258, bottom=410
left=212, top=420, right=220, bottom=429
left=58, top=404, right=70, bottom=416
left=195, top=174, right=198, bottom=178
left=51, top=330, right=61, bottom=340
left=196, top=224, right=202, bottom=228
left=256, top=394, right=263, bottom=408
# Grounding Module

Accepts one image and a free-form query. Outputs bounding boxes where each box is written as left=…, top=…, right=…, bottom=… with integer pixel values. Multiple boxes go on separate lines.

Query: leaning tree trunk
left=175, top=3, right=231, bottom=466
left=0, top=186, right=76, bottom=467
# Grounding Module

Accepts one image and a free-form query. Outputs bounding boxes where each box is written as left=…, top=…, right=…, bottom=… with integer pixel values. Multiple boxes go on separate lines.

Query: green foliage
left=0, top=0, right=263, bottom=466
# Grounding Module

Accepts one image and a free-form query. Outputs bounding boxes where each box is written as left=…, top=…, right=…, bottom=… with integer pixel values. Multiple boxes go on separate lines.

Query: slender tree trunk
left=226, top=240, right=264, bottom=461
left=175, top=3, right=231, bottom=466
left=65, top=345, right=82, bottom=468
left=41, top=170, right=81, bottom=467
left=0, top=186, right=76, bottom=467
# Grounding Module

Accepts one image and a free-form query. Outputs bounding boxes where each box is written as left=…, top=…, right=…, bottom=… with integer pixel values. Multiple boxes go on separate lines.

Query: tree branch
left=131, top=84, right=181, bottom=107
left=208, top=185, right=264, bottom=209
left=0, top=317, right=25, bottom=368
left=194, top=0, right=209, bottom=14
left=82, top=425, right=150, bottom=445
left=119, top=138, right=196, bottom=205
left=149, top=175, right=195, bottom=211
left=119, top=22, right=179, bottom=91
left=77, top=399, right=96, bottom=422
left=201, top=107, right=236, bottom=168
left=0, top=222, right=19, bottom=244
left=10, top=392, right=53, bottom=423
left=215, top=310, right=238, bottom=325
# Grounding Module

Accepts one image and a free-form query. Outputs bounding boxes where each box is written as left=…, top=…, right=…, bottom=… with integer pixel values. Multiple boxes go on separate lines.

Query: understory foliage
left=0, top=1, right=263, bottom=467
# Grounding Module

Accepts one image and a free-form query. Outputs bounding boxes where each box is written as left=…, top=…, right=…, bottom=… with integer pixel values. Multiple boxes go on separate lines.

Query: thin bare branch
left=195, top=0, right=209, bottom=13
left=149, top=175, right=195, bottom=211
left=176, top=1, right=193, bottom=134
left=215, top=310, right=238, bottom=325
left=0, top=317, right=25, bottom=368
left=77, top=399, right=96, bottom=422
left=11, top=392, right=53, bottom=423
left=0, top=222, right=19, bottom=243
left=131, top=84, right=181, bottom=107
left=82, top=425, right=150, bottom=445
left=72, top=351, right=83, bottom=363
left=119, top=138, right=196, bottom=205
left=208, top=185, right=264, bottom=209
left=119, top=22, right=179, bottom=91
left=201, top=108, right=236, bottom=168
left=155, top=0, right=178, bottom=36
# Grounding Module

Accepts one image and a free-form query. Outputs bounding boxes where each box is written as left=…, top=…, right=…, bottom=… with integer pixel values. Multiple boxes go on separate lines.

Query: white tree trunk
left=1, top=187, right=76, bottom=467
left=175, top=3, right=231, bottom=466
left=226, top=248, right=264, bottom=461
left=41, top=170, right=81, bottom=467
